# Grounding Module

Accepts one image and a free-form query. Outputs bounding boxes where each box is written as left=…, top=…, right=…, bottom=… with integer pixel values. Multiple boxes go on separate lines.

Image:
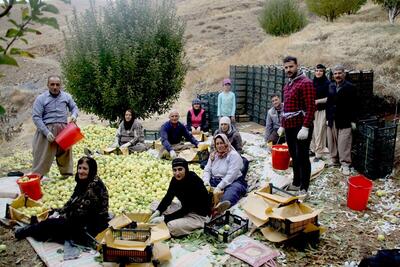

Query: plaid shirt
left=282, top=74, right=316, bottom=129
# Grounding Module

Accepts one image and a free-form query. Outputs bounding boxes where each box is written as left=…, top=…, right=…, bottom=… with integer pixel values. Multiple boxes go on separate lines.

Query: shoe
left=341, top=166, right=351, bottom=176
left=212, top=200, right=231, bottom=218
left=313, top=157, right=321, bottom=163
left=327, top=161, right=340, bottom=168
left=285, top=184, right=300, bottom=192
left=215, top=200, right=231, bottom=214
left=15, top=225, right=33, bottom=240
left=294, top=189, right=308, bottom=201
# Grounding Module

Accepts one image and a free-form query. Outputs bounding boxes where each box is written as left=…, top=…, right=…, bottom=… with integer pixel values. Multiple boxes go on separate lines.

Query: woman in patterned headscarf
left=203, top=134, right=247, bottom=216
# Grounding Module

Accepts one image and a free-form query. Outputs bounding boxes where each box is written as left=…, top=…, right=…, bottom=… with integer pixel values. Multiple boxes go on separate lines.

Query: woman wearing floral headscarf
left=202, top=134, right=247, bottom=215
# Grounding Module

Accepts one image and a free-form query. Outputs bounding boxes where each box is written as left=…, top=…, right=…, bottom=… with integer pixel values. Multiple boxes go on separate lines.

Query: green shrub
left=259, top=0, right=307, bottom=36
left=61, top=0, right=186, bottom=121
left=306, top=0, right=367, bottom=22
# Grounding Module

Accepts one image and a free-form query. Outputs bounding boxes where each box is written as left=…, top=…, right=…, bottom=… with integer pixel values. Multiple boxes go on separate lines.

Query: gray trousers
left=311, top=110, right=327, bottom=158
left=158, top=143, right=195, bottom=159
left=32, top=123, right=73, bottom=176
left=128, top=142, right=147, bottom=153
left=327, top=122, right=352, bottom=166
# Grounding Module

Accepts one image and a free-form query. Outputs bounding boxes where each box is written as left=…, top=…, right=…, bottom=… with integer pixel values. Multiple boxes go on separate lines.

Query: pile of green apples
left=42, top=124, right=203, bottom=215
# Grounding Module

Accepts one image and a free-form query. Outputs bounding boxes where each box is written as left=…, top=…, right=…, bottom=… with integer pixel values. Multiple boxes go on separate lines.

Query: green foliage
left=62, top=0, right=187, bottom=121
left=0, top=0, right=66, bottom=65
left=373, top=0, right=400, bottom=24
left=306, top=0, right=368, bottom=21
left=258, top=0, right=307, bottom=36
left=348, top=0, right=368, bottom=14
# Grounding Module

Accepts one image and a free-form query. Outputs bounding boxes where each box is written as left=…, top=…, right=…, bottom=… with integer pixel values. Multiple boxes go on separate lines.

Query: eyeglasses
left=50, top=83, right=60, bottom=86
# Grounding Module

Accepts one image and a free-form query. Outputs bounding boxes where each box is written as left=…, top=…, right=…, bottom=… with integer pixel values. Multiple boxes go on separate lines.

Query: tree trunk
left=389, top=8, right=394, bottom=24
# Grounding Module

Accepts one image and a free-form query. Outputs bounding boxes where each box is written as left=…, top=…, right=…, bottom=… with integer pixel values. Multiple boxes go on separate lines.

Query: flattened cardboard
left=242, top=193, right=275, bottom=222
left=178, top=148, right=199, bottom=162
left=108, top=213, right=132, bottom=229
left=260, top=226, right=294, bottom=243
left=255, top=189, right=299, bottom=206
left=244, top=210, right=268, bottom=228
left=152, top=242, right=172, bottom=262
left=198, top=143, right=209, bottom=151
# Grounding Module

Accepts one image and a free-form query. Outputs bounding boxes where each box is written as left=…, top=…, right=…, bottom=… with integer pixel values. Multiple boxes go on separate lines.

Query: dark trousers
left=23, top=217, right=105, bottom=245
left=285, top=127, right=313, bottom=191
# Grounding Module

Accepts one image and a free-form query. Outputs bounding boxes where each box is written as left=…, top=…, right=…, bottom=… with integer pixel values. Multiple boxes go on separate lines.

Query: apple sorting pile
left=42, top=124, right=204, bottom=215
left=16, top=206, right=48, bottom=217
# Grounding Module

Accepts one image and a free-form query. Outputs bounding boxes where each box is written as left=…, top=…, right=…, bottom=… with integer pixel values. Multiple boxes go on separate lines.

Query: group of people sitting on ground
left=26, top=58, right=357, bottom=245
left=16, top=133, right=247, bottom=242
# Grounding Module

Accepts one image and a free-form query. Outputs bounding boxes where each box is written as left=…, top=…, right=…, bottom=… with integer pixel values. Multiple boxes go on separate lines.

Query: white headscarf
left=219, top=116, right=233, bottom=135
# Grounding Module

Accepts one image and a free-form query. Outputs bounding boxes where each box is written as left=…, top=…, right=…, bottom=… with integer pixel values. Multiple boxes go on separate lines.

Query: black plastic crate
left=352, top=118, right=398, bottom=179
left=204, top=211, right=248, bottom=242
left=268, top=216, right=318, bottom=236
left=102, top=244, right=153, bottom=263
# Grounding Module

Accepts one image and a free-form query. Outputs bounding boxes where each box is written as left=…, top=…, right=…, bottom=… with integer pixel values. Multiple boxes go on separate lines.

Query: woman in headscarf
left=186, top=98, right=208, bottom=134
left=111, top=109, right=147, bottom=153
left=149, top=158, right=211, bottom=237
left=203, top=134, right=247, bottom=215
left=310, top=64, right=330, bottom=162
left=213, top=116, right=243, bottom=153
left=15, top=157, right=109, bottom=246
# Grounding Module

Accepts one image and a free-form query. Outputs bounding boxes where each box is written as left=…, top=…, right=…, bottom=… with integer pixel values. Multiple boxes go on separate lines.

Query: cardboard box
left=8, top=195, right=49, bottom=224
left=99, top=213, right=171, bottom=265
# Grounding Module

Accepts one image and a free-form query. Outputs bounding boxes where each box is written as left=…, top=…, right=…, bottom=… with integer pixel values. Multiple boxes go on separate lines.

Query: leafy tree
left=0, top=0, right=70, bottom=115
left=305, top=0, right=367, bottom=22
left=258, top=0, right=307, bottom=36
left=0, top=0, right=70, bottom=68
left=61, top=0, right=187, bottom=121
left=373, top=0, right=400, bottom=24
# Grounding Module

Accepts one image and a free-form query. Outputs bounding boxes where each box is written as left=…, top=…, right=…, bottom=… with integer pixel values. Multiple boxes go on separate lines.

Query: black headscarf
left=74, top=156, right=98, bottom=192
left=123, top=109, right=135, bottom=131
left=172, top=158, right=189, bottom=174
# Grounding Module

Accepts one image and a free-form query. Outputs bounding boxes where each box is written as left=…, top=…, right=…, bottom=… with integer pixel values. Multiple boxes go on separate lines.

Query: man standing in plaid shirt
left=279, top=56, right=316, bottom=198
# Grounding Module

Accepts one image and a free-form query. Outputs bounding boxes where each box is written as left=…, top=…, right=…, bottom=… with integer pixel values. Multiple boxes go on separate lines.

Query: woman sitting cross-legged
left=149, top=158, right=212, bottom=237
left=203, top=133, right=248, bottom=216
left=15, top=157, right=109, bottom=246
left=111, top=109, right=147, bottom=153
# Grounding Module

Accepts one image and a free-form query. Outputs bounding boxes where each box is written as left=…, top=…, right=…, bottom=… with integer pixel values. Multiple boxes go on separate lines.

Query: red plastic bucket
left=347, top=175, right=373, bottom=211
left=55, top=123, right=84, bottom=151
left=16, top=174, right=42, bottom=200
left=272, top=144, right=290, bottom=170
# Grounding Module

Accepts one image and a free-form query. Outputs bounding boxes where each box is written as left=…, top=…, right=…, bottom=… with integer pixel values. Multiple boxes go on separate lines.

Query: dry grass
left=184, top=2, right=400, bottom=100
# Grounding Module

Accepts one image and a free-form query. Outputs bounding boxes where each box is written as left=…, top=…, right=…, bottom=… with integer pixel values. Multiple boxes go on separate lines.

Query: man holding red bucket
left=280, top=56, right=316, bottom=198
left=32, top=75, right=79, bottom=178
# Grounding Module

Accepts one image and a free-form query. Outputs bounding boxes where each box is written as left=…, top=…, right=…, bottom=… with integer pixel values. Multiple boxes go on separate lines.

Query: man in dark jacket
left=310, top=64, right=330, bottom=162
left=326, top=64, right=357, bottom=175
left=159, top=110, right=199, bottom=159
left=149, top=158, right=211, bottom=237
